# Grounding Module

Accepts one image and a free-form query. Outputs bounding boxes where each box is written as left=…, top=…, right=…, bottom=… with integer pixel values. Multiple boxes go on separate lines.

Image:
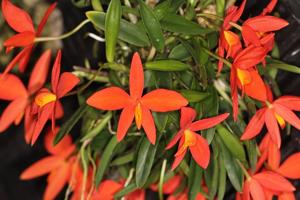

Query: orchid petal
left=1, top=0, right=35, bottom=32
left=277, top=152, right=300, bottom=179
left=20, top=156, right=65, bottom=180
left=0, top=74, right=27, bottom=100
left=141, top=106, right=156, bottom=144
left=56, top=72, right=80, bottom=98
left=116, top=106, right=135, bottom=142
left=241, top=108, right=266, bottom=140
left=130, top=52, right=144, bottom=99
left=265, top=109, right=281, bottom=148
left=180, top=107, right=197, bottom=129
left=87, top=87, right=131, bottom=110
left=141, top=89, right=188, bottom=112
left=274, top=104, right=300, bottom=130
left=28, top=50, right=51, bottom=94
left=190, top=134, right=210, bottom=169
left=189, top=113, right=229, bottom=131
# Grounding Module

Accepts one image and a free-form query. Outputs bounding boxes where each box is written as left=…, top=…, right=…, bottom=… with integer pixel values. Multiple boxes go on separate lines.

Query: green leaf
left=145, top=60, right=190, bottom=71
left=161, top=13, right=212, bottom=35
left=179, top=90, right=210, bottom=103
left=217, top=136, right=243, bottom=192
left=95, top=136, right=118, bottom=186
left=105, top=0, right=121, bottom=62
left=81, top=112, right=112, bottom=141
left=91, top=0, right=103, bottom=11
left=169, top=44, right=191, bottom=60
left=138, top=0, right=165, bottom=52
left=135, top=135, right=161, bottom=188
left=267, top=60, right=300, bottom=74
left=111, top=151, right=135, bottom=166
left=114, top=183, right=138, bottom=198
left=188, top=159, right=203, bottom=200
left=217, top=154, right=226, bottom=200
left=54, top=103, right=88, bottom=145
left=245, top=140, right=258, bottom=172
left=86, top=11, right=150, bottom=47
left=216, top=125, right=246, bottom=162
left=215, top=0, right=225, bottom=17
left=153, top=0, right=172, bottom=20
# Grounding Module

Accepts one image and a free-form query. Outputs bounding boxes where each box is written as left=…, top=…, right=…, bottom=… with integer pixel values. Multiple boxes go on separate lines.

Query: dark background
left=1, top=0, right=300, bottom=199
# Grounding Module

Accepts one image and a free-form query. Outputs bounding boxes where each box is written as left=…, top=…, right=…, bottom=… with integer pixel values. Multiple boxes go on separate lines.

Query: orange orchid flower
left=0, top=50, right=63, bottom=143
left=167, top=189, right=207, bottom=200
left=241, top=93, right=300, bottom=148
left=32, top=50, right=80, bottom=144
left=20, top=128, right=76, bottom=200
left=1, top=0, right=57, bottom=74
left=230, top=45, right=268, bottom=120
left=241, top=15, right=288, bottom=47
left=217, top=0, right=246, bottom=72
left=87, top=52, right=188, bottom=144
left=237, top=171, right=295, bottom=200
left=256, top=137, right=300, bottom=200
left=166, top=107, right=229, bottom=169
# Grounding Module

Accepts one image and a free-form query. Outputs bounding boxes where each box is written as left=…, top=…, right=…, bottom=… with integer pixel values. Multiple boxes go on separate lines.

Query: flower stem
left=202, top=47, right=232, bottom=68
left=159, top=159, right=167, bottom=200
left=35, top=19, right=91, bottom=42
left=229, top=21, right=242, bottom=31
left=197, top=13, right=223, bottom=21
left=236, top=159, right=251, bottom=180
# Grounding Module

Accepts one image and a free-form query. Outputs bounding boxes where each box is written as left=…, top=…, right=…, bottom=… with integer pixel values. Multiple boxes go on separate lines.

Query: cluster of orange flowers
left=0, top=0, right=300, bottom=199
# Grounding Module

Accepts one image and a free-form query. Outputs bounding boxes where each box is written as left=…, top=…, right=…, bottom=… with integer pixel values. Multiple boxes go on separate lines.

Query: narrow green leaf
left=217, top=136, right=243, bottom=192
left=86, top=11, right=150, bottom=47
left=215, top=0, right=225, bottom=17
left=188, top=159, right=203, bottom=200
left=81, top=112, right=112, bottom=141
left=105, top=0, right=121, bottom=62
left=217, top=154, right=226, bottom=200
left=95, top=136, right=118, bottom=186
left=216, top=125, right=246, bottom=162
left=135, top=135, right=161, bottom=188
left=169, top=44, right=191, bottom=60
left=91, top=0, right=103, bottom=11
left=138, top=0, right=165, bottom=52
left=245, top=140, right=258, bottom=172
left=54, top=104, right=88, bottom=145
left=267, top=60, right=300, bottom=74
left=161, top=14, right=212, bottom=35
left=153, top=0, right=171, bottom=20
left=111, top=151, right=135, bottom=166
left=114, top=183, right=137, bottom=198
left=179, top=90, right=210, bottom=103
left=145, top=60, right=190, bottom=71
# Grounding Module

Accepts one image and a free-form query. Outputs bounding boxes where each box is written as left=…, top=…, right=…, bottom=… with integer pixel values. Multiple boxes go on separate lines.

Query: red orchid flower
left=1, top=0, right=56, bottom=74
left=230, top=45, right=268, bottom=120
left=241, top=94, right=300, bottom=148
left=217, top=0, right=246, bottom=72
left=32, top=50, right=80, bottom=145
left=87, top=52, right=188, bottom=144
left=20, top=128, right=76, bottom=200
left=166, top=107, right=229, bottom=169
left=237, top=171, right=295, bottom=200
left=257, top=138, right=300, bottom=200
left=0, top=50, right=63, bottom=143
left=241, top=15, right=288, bottom=47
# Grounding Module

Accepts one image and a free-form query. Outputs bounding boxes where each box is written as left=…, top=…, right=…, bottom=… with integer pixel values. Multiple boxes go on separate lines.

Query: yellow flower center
left=35, top=92, right=57, bottom=107
left=224, top=31, right=238, bottom=46
left=134, top=103, right=142, bottom=130
left=275, top=113, right=286, bottom=129
left=237, top=68, right=252, bottom=86
left=175, top=129, right=197, bottom=157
